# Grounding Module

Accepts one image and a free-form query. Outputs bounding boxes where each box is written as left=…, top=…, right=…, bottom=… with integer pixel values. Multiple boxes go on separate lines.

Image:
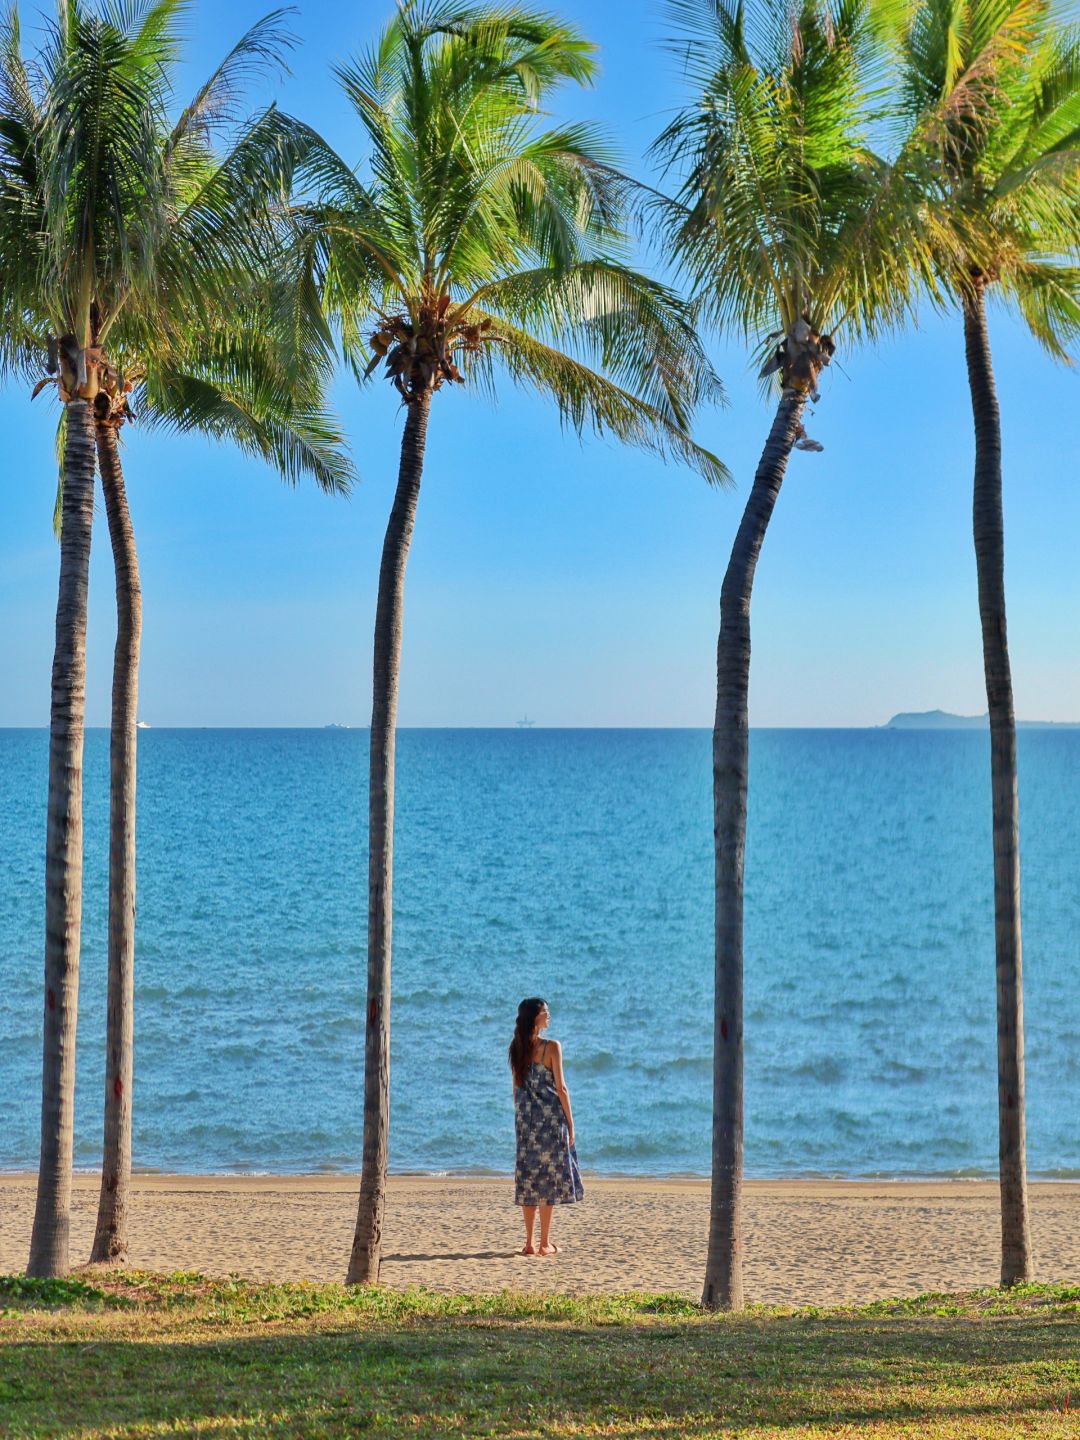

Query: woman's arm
left=549, top=1041, right=575, bottom=1146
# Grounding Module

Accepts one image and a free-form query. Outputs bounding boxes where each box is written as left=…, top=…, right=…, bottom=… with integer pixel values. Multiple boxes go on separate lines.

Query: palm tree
left=297, top=0, right=728, bottom=1284
left=85, top=322, right=350, bottom=1267
left=0, top=0, right=351, bottom=1276
left=896, top=0, right=1080, bottom=1287
left=654, top=0, right=942, bottom=1309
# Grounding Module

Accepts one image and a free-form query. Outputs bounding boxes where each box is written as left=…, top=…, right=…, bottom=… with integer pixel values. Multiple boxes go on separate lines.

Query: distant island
left=885, top=709, right=1079, bottom=729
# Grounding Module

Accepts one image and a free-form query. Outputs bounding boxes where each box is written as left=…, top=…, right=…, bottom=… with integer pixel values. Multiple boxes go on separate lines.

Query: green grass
left=2, top=1272, right=1079, bottom=1437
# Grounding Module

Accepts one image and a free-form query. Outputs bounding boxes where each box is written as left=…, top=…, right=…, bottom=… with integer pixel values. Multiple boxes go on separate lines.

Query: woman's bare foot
left=538, top=1242, right=560, bottom=1256
left=520, top=1243, right=535, bottom=1255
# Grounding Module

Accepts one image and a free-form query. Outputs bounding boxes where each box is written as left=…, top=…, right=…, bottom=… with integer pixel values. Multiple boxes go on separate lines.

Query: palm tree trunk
left=90, top=420, right=141, bottom=1265
left=347, top=388, right=432, bottom=1285
left=28, top=397, right=97, bottom=1278
left=963, top=284, right=1033, bottom=1287
left=703, top=387, right=806, bottom=1312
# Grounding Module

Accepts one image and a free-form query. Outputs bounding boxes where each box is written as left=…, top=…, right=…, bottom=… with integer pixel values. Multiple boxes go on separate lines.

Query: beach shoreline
left=3, top=1171, right=1079, bottom=1305
left=17, top=1166, right=1080, bottom=1187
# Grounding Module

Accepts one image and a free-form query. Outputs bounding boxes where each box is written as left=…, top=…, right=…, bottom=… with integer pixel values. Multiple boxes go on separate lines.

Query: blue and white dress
left=514, top=1054, right=584, bottom=1206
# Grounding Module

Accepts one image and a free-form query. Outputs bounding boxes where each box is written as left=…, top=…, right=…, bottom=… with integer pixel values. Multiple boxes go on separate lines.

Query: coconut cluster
left=759, top=315, right=836, bottom=400
left=367, top=293, right=494, bottom=402
left=33, top=334, right=134, bottom=426
left=757, top=315, right=836, bottom=453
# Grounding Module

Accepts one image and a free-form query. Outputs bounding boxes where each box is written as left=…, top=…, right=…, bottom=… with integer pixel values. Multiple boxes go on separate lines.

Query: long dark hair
left=509, top=997, right=546, bottom=1088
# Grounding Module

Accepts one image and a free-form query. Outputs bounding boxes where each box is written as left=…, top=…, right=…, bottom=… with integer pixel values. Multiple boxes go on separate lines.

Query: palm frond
left=1003, top=259, right=1080, bottom=360
left=466, top=260, right=725, bottom=429
left=468, top=307, right=729, bottom=485
left=140, top=339, right=354, bottom=494
left=52, top=405, right=66, bottom=538
left=163, top=9, right=298, bottom=170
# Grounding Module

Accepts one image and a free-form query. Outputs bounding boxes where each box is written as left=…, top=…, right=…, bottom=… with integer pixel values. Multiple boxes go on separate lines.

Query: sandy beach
left=3, top=1172, right=1079, bottom=1305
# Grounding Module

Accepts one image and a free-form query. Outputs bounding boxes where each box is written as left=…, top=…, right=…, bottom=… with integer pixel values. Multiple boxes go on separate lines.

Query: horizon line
left=3, top=722, right=1080, bottom=732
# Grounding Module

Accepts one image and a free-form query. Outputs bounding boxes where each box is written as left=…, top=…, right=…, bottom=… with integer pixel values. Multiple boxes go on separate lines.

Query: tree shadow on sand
left=382, top=1249, right=520, bottom=1261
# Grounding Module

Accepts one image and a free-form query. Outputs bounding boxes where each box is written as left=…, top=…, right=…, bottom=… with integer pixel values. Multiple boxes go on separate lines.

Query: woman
left=509, top=996, right=583, bottom=1255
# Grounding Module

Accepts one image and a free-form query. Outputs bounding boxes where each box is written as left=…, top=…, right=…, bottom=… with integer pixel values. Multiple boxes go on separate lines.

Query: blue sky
left=0, top=0, right=1077, bottom=728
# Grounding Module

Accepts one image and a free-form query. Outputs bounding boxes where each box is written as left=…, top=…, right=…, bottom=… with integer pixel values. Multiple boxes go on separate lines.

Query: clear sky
left=1, top=0, right=1077, bottom=728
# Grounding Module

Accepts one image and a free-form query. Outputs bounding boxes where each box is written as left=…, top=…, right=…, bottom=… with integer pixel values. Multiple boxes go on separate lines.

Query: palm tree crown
left=0, top=0, right=350, bottom=487
left=654, top=0, right=940, bottom=391
left=298, top=0, right=727, bottom=477
left=898, top=0, right=1080, bottom=347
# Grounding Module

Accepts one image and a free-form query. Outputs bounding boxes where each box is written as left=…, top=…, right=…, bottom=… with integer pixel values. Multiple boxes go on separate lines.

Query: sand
left=2, top=1172, right=1078, bottom=1306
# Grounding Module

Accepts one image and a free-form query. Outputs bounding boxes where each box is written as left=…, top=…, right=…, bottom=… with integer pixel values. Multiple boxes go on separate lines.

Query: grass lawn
left=1, top=1273, right=1079, bottom=1437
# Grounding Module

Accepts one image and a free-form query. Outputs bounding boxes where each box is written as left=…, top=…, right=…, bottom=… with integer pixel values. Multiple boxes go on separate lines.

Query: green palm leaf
left=469, top=309, right=729, bottom=484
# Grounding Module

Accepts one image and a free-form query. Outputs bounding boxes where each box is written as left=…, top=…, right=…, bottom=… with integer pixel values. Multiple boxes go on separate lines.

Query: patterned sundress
left=514, top=1058, right=584, bottom=1206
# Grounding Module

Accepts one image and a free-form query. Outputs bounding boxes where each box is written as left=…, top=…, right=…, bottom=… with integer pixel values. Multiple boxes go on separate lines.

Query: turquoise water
left=1, top=727, right=1079, bottom=1178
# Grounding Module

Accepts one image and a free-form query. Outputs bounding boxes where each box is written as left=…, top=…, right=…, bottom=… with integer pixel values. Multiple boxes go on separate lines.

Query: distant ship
left=324, top=723, right=351, bottom=730
left=136, top=721, right=152, bottom=729
left=516, top=716, right=536, bottom=728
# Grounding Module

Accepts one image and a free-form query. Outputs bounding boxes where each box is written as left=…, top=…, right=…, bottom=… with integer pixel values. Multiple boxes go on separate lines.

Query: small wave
left=808, top=1109, right=868, bottom=1136
left=784, top=1057, right=846, bottom=1084
left=254, top=1132, right=342, bottom=1154
left=396, top=1164, right=511, bottom=1178
left=631, top=1055, right=710, bottom=1078
left=210, top=1042, right=262, bottom=1061
left=646, top=1096, right=710, bottom=1116
left=853, top=1166, right=994, bottom=1181
left=875, top=1059, right=931, bottom=1084
left=666, top=1055, right=711, bottom=1073
left=298, top=1016, right=360, bottom=1042
left=396, top=986, right=469, bottom=1005
left=0, top=1030, right=37, bottom=1050
left=589, top=1139, right=679, bottom=1161
left=574, top=1050, right=618, bottom=1075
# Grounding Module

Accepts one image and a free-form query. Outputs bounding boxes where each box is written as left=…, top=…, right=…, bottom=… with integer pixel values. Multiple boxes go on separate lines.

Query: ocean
left=1, top=727, right=1078, bottom=1179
